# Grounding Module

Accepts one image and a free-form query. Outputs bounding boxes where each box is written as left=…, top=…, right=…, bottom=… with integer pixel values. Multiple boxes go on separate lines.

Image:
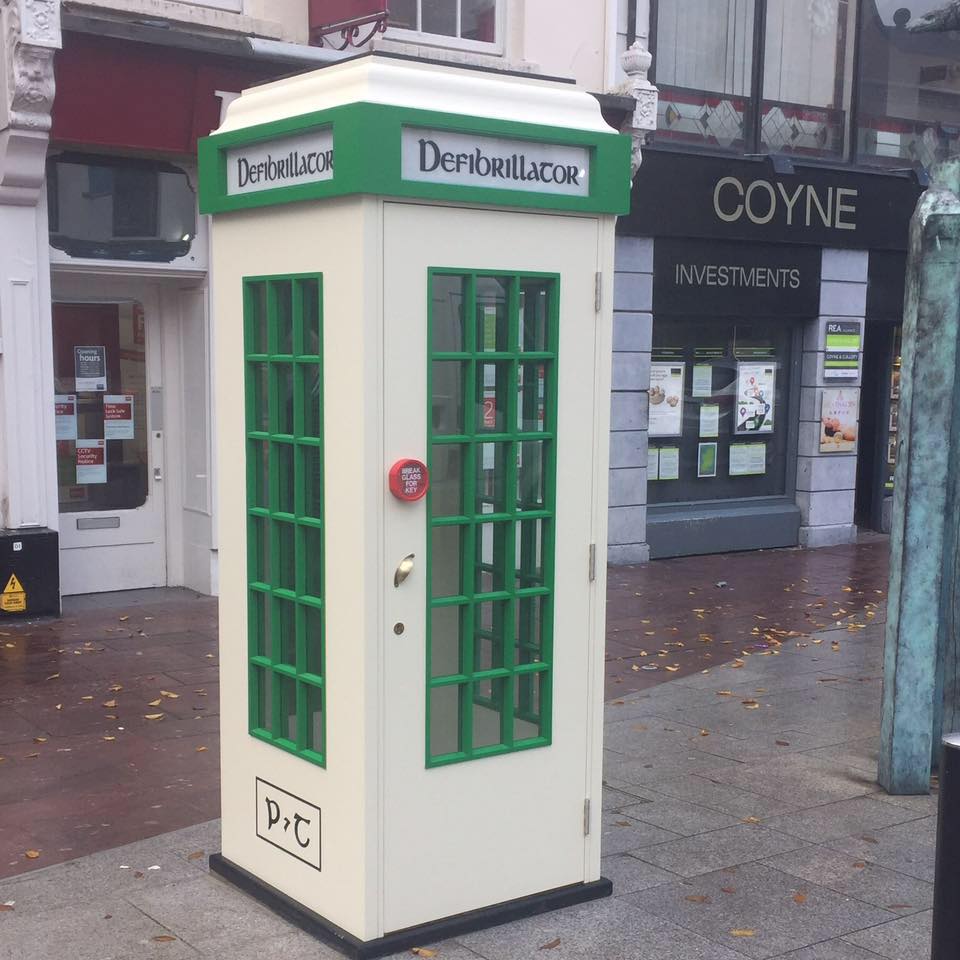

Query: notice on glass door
left=692, top=364, right=713, bottom=398
left=74, top=346, right=107, bottom=392
left=699, top=403, right=720, bottom=438
left=103, top=395, right=135, bottom=440
left=735, top=363, right=776, bottom=434
left=649, top=363, right=684, bottom=437
left=729, top=443, right=767, bottom=477
left=55, top=395, right=77, bottom=440
left=76, top=439, right=107, bottom=484
left=658, top=446, right=680, bottom=481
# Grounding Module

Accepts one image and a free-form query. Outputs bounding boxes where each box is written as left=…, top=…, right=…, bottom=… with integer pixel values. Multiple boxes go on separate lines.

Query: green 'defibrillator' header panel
left=198, top=102, right=631, bottom=216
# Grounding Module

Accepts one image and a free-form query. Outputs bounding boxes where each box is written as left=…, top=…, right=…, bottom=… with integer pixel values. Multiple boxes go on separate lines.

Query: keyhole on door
left=393, top=622, right=405, bottom=636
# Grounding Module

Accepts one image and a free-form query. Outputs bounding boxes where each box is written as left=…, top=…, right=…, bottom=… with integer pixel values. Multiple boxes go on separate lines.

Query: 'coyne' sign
left=227, top=130, right=334, bottom=196
left=401, top=127, right=590, bottom=197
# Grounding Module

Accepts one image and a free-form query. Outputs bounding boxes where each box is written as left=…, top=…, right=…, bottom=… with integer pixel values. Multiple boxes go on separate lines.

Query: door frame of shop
left=647, top=324, right=803, bottom=559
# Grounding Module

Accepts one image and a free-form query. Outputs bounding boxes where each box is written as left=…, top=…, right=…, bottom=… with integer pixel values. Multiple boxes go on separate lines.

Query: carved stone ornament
left=619, top=37, right=659, bottom=178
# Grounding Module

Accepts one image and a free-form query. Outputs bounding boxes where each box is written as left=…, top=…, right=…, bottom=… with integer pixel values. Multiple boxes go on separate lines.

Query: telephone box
left=199, top=53, right=631, bottom=958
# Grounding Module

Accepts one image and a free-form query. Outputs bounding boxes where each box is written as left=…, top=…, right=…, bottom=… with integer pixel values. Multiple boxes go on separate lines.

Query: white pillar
left=0, top=0, right=61, bottom=531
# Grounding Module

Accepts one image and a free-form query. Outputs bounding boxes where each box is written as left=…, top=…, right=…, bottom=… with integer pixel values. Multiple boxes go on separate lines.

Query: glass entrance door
left=53, top=280, right=166, bottom=594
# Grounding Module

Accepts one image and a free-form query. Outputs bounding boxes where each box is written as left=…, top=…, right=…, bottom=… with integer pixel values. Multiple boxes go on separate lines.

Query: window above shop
left=47, top=154, right=197, bottom=263
left=386, top=0, right=501, bottom=52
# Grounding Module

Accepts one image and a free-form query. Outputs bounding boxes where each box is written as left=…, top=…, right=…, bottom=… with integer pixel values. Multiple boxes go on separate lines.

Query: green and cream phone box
left=200, top=52, right=630, bottom=959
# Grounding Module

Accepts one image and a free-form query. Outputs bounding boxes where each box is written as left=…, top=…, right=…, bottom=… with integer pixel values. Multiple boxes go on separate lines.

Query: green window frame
left=426, top=269, right=559, bottom=767
left=244, top=273, right=326, bottom=766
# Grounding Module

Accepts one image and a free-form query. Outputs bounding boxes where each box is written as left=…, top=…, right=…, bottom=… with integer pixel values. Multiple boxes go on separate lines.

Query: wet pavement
left=0, top=537, right=890, bottom=881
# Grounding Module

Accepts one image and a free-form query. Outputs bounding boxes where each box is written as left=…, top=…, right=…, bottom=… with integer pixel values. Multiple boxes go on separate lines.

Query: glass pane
left=475, top=600, right=507, bottom=671
left=275, top=520, right=296, bottom=592
left=856, top=0, right=960, bottom=170
left=430, top=684, right=464, bottom=757
left=276, top=442, right=295, bottom=515
left=477, top=362, right=509, bottom=432
left=518, top=362, right=547, bottom=432
left=54, top=302, right=149, bottom=513
left=473, top=678, right=505, bottom=749
left=462, top=0, right=496, bottom=41
left=250, top=590, right=270, bottom=658
left=250, top=516, right=270, bottom=584
left=47, top=154, right=196, bottom=263
left=476, top=276, right=510, bottom=352
left=301, top=445, right=322, bottom=520
left=248, top=282, right=268, bottom=354
left=422, top=0, right=457, bottom=37
left=431, top=362, right=465, bottom=436
left=475, top=522, right=509, bottom=594
left=517, top=441, right=546, bottom=511
left=477, top=442, right=509, bottom=514
left=249, top=439, right=269, bottom=509
left=431, top=444, right=465, bottom=517
left=519, top=280, right=550, bottom=352
left=388, top=0, right=417, bottom=29
left=432, top=274, right=466, bottom=352
left=253, top=666, right=273, bottom=733
left=279, top=674, right=297, bottom=743
left=515, top=595, right=546, bottom=665
left=516, top=518, right=546, bottom=589
left=276, top=595, right=296, bottom=667
left=654, top=0, right=754, bottom=150
left=432, top=525, right=465, bottom=598
left=761, top=0, right=851, bottom=158
left=431, top=604, right=465, bottom=678
left=304, top=682, right=324, bottom=753
left=304, top=603, right=323, bottom=677
left=273, top=363, right=294, bottom=435
left=273, top=280, right=294, bottom=355
left=302, top=525, right=323, bottom=599
left=300, top=364, right=322, bottom=439
left=298, top=277, right=321, bottom=357
left=249, top=363, right=269, bottom=431
left=514, top=670, right=545, bottom=742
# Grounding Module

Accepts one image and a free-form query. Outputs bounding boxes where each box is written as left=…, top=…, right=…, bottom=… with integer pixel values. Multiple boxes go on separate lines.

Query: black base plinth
left=210, top=853, right=612, bottom=960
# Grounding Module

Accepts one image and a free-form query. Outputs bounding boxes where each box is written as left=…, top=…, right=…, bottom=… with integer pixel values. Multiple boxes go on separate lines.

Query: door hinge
left=588, top=543, right=597, bottom=582
left=583, top=798, right=591, bottom=836
left=594, top=272, right=602, bottom=313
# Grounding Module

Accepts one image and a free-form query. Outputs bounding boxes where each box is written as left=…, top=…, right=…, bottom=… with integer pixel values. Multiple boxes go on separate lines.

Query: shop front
left=610, top=150, right=921, bottom=561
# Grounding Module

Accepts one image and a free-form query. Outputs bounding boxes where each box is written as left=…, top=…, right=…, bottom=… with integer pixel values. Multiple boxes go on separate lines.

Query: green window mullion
left=291, top=277, right=304, bottom=358
left=461, top=525, right=477, bottom=756
left=296, top=679, right=309, bottom=752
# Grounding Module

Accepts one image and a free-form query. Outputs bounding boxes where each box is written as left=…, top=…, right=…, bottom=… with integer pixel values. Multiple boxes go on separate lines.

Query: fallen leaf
left=24, top=753, right=39, bottom=759
left=102, top=736, right=116, bottom=742
left=151, top=935, right=176, bottom=943
left=148, top=699, right=162, bottom=707
left=614, top=820, right=631, bottom=827
left=187, top=851, right=205, bottom=861
left=103, top=700, right=118, bottom=709
left=45, top=673, right=60, bottom=681
left=853, top=862, right=867, bottom=869
left=886, top=904, right=914, bottom=910
left=720, top=886, right=736, bottom=894
left=411, top=949, right=437, bottom=958
left=144, top=714, right=164, bottom=721
left=685, top=895, right=711, bottom=904
left=134, top=871, right=144, bottom=879
left=195, top=746, right=208, bottom=752
left=55, top=704, right=62, bottom=711
left=793, top=893, right=807, bottom=905
left=731, top=930, right=755, bottom=938
left=665, top=665, right=680, bottom=672
left=24, top=850, right=40, bottom=860
left=0, top=904, right=13, bottom=912
left=699, top=729, right=710, bottom=737
left=33, top=737, right=47, bottom=744
left=160, top=690, right=179, bottom=699
left=775, top=740, right=791, bottom=747
left=860, top=836, right=879, bottom=845
left=81, top=696, right=93, bottom=701
left=109, top=684, right=123, bottom=692
left=741, top=700, right=760, bottom=709
left=539, top=939, right=561, bottom=951
left=742, top=816, right=762, bottom=825
left=716, top=690, right=733, bottom=696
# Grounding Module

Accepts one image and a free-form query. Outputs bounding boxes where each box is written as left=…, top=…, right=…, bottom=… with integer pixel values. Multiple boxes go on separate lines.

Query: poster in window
left=649, top=363, right=684, bottom=437
left=735, top=363, right=775, bottom=434
left=820, top=388, right=859, bottom=454
left=697, top=442, right=718, bottom=478
left=692, top=364, right=713, bottom=398
left=729, top=443, right=767, bottom=477
left=648, top=447, right=660, bottom=481
left=699, top=404, right=720, bottom=438
left=75, top=345, right=107, bottom=392
left=103, top=395, right=135, bottom=440
left=76, top=439, right=107, bottom=484
left=658, top=446, right=680, bottom=481
left=55, top=395, right=77, bottom=440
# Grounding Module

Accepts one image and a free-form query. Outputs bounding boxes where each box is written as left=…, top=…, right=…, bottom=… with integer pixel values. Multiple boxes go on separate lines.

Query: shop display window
left=427, top=270, right=556, bottom=766
left=47, top=153, right=196, bottom=263
left=648, top=319, right=795, bottom=505
left=245, top=274, right=326, bottom=767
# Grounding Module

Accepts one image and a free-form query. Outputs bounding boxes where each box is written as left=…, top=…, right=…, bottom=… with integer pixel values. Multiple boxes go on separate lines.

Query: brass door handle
left=394, top=554, right=415, bottom=587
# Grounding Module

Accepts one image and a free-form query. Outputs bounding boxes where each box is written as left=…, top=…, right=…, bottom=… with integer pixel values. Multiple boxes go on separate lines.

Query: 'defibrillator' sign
left=401, top=127, right=590, bottom=197
left=226, top=130, right=334, bottom=196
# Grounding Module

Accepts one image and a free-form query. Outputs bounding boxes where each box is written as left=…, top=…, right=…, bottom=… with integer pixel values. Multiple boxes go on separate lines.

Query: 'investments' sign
left=226, top=130, right=334, bottom=196
left=401, top=127, right=590, bottom=197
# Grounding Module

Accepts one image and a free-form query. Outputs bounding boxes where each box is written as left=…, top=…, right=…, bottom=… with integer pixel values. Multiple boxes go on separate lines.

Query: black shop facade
left=617, top=150, right=921, bottom=560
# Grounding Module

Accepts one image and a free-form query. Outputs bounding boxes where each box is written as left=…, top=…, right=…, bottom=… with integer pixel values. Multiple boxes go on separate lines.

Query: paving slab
left=623, top=861, right=896, bottom=960
left=841, top=910, right=933, bottom=959
left=829, top=818, right=938, bottom=883
left=760, top=795, right=924, bottom=843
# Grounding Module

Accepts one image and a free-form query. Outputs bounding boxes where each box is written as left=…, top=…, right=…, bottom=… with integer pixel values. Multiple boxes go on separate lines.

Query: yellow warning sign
left=1, top=574, right=26, bottom=613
